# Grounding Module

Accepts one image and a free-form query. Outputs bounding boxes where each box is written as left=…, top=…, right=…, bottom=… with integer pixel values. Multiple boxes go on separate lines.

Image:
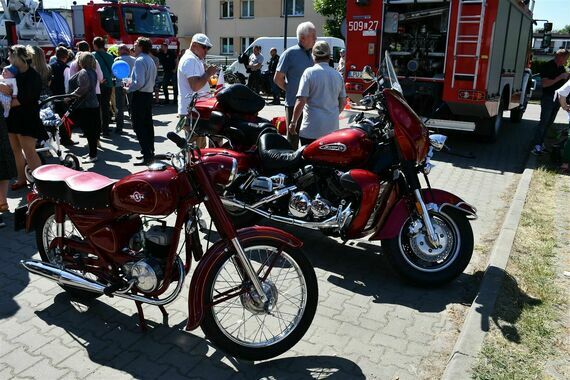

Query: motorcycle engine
left=124, top=224, right=174, bottom=293
left=288, top=192, right=335, bottom=220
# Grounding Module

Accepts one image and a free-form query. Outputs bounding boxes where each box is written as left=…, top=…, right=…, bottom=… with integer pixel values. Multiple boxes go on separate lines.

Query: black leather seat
left=258, top=132, right=304, bottom=173
left=230, top=121, right=274, bottom=146
left=216, top=84, right=265, bottom=114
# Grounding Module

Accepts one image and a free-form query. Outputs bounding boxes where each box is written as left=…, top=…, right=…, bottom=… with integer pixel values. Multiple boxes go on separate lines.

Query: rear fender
left=370, top=188, right=477, bottom=240
left=185, top=226, right=302, bottom=331
left=25, top=196, right=53, bottom=232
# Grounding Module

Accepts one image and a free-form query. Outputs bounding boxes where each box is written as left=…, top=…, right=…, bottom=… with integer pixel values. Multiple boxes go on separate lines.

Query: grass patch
left=472, top=168, right=568, bottom=379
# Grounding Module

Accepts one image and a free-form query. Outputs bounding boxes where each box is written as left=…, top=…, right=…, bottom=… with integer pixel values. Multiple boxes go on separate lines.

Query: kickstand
left=158, top=304, right=169, bottom=326
left=134, top=300, right=148, bottom=332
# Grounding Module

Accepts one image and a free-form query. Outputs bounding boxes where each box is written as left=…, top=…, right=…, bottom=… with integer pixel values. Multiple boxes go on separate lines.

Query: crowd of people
left=2, top=20, right=567, bottom=228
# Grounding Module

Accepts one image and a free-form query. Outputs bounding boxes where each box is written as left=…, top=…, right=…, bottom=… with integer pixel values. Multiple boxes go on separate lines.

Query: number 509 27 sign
left=347, top=20, right=379, bottom=32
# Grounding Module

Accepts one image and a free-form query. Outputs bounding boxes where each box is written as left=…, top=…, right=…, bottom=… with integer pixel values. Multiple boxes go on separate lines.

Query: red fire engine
left=344, top=0, right=534, bottom=140
left=72, top=1, right=178, bottom=52
left=0, top=0, right=178, bottom=59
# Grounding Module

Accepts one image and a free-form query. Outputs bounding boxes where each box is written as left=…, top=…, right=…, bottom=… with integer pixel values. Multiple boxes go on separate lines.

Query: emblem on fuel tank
left=130, top=191, right=145, bottom=203
left=319, top=142, right=347, bottom=152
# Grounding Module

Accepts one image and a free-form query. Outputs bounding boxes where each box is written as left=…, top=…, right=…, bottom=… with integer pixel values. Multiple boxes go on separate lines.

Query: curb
left=441, top=156, right=536, bottom=379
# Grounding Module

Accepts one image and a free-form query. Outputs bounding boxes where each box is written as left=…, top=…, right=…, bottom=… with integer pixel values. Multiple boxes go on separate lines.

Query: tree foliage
left=314, top=0, right=346, bottom=39
left=554, top=24, right=570, bottom=34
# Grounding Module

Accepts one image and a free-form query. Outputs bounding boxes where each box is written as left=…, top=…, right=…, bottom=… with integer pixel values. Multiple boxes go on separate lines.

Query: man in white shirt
left=290, top=41, right=346, bottom=146
left=177, top=33, right=217, bottom=147
left=247, top=45, right=264, bottom=93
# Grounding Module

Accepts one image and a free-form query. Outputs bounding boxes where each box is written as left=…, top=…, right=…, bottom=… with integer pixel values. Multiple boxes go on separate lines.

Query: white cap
left=191, top=33, right=213, bottom=48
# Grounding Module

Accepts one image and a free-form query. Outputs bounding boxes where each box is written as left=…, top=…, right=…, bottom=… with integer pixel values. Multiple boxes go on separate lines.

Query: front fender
left=370, top=188, right=477, bottom=241
left=185, top=226, right=302, bottom=331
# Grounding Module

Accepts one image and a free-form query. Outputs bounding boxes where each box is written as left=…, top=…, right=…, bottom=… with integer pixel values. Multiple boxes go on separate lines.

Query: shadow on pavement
left=265, top=221, right=481, bottom=314
left=0, top=214, right=38, bottom=320
left=35, top=293, right=364, bottom=378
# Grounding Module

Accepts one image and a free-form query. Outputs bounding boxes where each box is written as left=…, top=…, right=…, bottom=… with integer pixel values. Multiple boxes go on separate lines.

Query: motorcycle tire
left=200, top=239, right=318, bottom=361
left=382, top=208, right=474, bottom=286
left=34, top=206, right=101, bottom=299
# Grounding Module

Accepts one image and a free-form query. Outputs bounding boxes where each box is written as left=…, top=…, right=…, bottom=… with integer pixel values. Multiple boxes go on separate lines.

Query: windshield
left=122, top=6, right=174, bottom=36
left=381, top=51, right=403, bottom=95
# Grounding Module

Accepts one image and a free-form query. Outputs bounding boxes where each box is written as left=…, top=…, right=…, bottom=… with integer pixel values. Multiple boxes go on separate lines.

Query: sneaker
left=83, top=156, right=99, bottom=163
left=531, top=145, right=543, bottom=156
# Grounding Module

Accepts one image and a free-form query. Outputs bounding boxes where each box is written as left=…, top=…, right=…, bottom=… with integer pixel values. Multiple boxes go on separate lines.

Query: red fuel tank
left=303, top=128, right=373, bottom=168
left=112, top=166, right=187, bottom=215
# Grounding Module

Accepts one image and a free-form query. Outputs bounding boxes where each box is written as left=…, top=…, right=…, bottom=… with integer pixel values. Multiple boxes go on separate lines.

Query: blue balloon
left=112, top=60, right=130, bottom=79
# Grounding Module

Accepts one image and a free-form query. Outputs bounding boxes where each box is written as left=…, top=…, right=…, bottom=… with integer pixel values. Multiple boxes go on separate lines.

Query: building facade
left=166, top=0, right=326, bottom=57
left=532, top=33, right=570, bottom=60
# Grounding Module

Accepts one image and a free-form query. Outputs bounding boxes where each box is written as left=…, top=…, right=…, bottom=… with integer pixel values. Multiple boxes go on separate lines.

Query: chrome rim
left=42, top=214, right=89, bottom=269
left=398, top=212, right=460, bottom=273
left=210, top=245, right=307, bottom=348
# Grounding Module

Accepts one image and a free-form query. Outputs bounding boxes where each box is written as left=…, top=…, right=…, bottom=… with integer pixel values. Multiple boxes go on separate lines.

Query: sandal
left=10, top=182, right=28, bottom=191
left=0, top=203, right=8, bottom=212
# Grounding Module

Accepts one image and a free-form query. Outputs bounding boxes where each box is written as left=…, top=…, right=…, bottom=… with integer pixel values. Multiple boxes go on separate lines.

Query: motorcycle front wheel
left=382, top=208, right=474, bottom=286
left=201, top=240, right=318, bottom=361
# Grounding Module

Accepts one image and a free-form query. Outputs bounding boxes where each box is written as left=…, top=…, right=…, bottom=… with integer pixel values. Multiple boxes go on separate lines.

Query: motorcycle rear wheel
left=34, top=206, right=102, bottom=299
left=201, top=240, right=318, bottom=361
left=382, top=209, right=473, bottom=286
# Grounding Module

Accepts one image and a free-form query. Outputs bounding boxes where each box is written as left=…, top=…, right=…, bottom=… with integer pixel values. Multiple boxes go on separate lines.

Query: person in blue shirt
left=125, top=37, right=157, bottom=166
left=274, top=21, right=316, bottom=149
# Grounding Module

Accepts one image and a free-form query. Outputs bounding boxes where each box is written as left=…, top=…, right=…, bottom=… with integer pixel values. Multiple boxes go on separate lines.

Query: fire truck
left=0, top=0, right=178, bottom=59
left=344, top=0, right=535, bottom=140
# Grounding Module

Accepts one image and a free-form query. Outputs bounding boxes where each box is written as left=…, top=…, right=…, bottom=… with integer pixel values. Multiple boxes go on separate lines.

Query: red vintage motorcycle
left=15, top=130, right=318, bottom=361
left=199, top=54, right=477, bottom=285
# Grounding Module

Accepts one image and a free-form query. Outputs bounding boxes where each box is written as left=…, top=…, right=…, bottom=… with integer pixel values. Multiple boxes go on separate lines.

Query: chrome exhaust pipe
left=20, top=259, right=186, bottom=306
left=222, top=197, right=341, bottom=230
left=21, top=260, right=107, bottom=293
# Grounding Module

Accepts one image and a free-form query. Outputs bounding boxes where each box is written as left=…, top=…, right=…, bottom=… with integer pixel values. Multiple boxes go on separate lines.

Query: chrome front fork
left=230, top=237, right=268, bottom=303
left=413, top=189, right=440, bottom=248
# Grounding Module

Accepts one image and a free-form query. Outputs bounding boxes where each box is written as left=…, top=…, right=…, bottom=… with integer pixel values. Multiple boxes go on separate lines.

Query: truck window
left=99, top=6, right=120, bottom=39
left=122, top=6, right=174, bottom=37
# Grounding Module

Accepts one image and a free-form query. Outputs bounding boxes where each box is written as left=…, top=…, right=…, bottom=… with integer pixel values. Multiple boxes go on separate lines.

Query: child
left=0, top=65, right=18, bottom=117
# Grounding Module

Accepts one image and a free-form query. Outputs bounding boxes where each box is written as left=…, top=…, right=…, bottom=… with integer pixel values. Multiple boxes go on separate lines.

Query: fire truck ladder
left=451, top=0, right=487, bottom=89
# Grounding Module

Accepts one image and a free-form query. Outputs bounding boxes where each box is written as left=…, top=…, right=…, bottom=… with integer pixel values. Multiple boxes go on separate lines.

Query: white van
left=228, top=36, right=345, bottom=79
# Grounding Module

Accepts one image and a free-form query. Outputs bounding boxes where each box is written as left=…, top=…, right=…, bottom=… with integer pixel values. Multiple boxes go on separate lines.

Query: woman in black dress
left=0, top=45, right=43, bottom=190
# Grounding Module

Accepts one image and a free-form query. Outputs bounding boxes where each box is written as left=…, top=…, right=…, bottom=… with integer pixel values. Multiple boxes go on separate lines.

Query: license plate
left=347, top=71, right=363, bottom=79
left=14, top=205, right=27, bottom=231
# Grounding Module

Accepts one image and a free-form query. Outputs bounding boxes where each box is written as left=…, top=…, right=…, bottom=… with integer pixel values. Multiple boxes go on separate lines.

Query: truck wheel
left=477, top=98, right=505, bottom=142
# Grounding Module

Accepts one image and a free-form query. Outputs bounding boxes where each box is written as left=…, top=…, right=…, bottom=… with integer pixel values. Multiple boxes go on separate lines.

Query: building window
left=221, top=37, right=234, bottom=55
left=241, top=0, right=254, bottom=18
left=241, top=37, right=255, bottom=53
left=221, top=1, right=233, bottom=19
left=283, top=0, right=304, bottom=17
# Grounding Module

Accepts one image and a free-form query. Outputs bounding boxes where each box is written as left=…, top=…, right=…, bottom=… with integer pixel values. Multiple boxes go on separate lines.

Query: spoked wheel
left=201, top=240, right=318, bottom=361
left=34, top=206, right=101, bottom=299
left=62, top=154, right=81, bottom=170
left=382, top=209, right=474, bottom=286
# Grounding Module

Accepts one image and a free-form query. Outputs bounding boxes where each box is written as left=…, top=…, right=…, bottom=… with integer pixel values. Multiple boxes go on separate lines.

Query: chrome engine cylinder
left=288, top=191, right=311, bottom=218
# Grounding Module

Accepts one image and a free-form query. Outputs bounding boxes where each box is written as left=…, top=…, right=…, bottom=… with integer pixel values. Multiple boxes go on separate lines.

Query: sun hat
left=191, top=33, right=213, bottom=48
left=312, top=41, right=331, bottom=58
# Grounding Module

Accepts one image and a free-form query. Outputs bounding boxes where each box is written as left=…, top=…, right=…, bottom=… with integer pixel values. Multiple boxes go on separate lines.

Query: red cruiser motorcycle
left=201, top=54, right=477, bottom=285
left=15, top=129, right=318, bottom=361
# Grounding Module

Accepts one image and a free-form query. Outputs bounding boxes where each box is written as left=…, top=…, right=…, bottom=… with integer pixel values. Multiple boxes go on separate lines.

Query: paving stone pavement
left=0, top=100, right=566, bottom=379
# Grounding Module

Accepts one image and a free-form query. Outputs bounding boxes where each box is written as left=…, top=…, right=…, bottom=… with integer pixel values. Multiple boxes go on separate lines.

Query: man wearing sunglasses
left=177, top=33, right=217, bottom=148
